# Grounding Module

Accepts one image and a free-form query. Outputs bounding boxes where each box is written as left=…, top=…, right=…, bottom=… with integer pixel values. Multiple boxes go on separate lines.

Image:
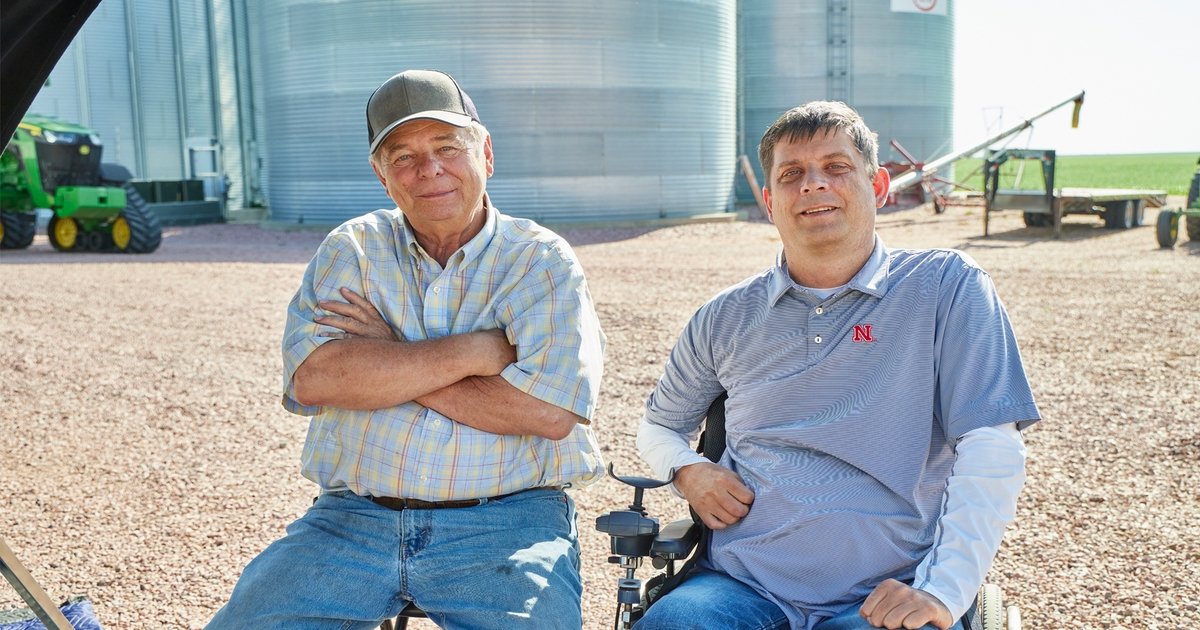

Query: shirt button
left=815, top=307, right=824, bottom=315
left=420, top=475, right=427, bottom=482
left=433, top=286, right=441, bottom=294
left=814, top=336, right=823, bottom=344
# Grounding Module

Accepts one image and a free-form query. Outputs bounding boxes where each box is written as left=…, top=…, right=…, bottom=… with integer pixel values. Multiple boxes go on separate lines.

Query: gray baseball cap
left=366, top=70, right=481, bottom=155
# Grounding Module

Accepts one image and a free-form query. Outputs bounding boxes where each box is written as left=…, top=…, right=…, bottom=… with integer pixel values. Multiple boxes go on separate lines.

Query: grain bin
left=258, top=0, right=737, bottom=226
left=29, top=0, right=263, bottom=211
left=738, top=0, right=954, bottom=198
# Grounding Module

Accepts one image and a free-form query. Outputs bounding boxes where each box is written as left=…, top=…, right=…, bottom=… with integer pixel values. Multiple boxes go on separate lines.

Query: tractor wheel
left=48, top=215, right=80, bottom=251
left=117, top=182, right=162, bottom=253
left=111, top=217, right=131, bottom=251
left=1157, top=209, right=1179, bottom=248
left=0, top=210, right=36, bottom=249
left=82, top=230, right=104, bottom=251
left=1183, top=172, right=1199, bottom=241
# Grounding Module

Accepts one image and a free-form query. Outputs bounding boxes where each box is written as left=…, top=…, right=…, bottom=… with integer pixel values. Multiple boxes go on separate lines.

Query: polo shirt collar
left=767, top=234, right=890, bottom=306
left=399, top=194, right=498, bottom=268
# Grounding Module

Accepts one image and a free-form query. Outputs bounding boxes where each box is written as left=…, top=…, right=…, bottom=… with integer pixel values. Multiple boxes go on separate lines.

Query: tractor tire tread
left=119, top=183, right=162, bottom=253
left=0, top=211, right=36, bottom=249
left=1156, top=208, right=1179, bottom=248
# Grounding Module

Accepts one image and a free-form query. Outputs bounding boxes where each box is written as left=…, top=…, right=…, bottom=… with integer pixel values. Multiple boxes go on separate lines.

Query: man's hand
left=672, top=462, right=754, bottom=530
left=315, top=287, right=400, bottom=341
left=859, top=579, right=953, bottom=630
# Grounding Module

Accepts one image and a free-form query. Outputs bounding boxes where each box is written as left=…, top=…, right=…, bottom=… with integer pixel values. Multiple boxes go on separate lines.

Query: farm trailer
left=981, top=148, right=1167, bottom=237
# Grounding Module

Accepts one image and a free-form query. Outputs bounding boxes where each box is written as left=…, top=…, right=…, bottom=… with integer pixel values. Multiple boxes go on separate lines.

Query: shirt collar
left=398, top=194, right=498, bottom=269
left=767, top=234, right=890, bottom=306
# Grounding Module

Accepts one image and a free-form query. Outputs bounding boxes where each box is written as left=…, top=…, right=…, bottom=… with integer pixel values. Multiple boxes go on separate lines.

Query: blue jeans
left=633, top=568, right=965, bottom=630
left=207, top=489, right=581, bottom=630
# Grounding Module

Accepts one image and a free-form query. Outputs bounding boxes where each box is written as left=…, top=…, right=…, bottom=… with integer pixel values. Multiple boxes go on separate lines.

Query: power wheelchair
left=595, top=394, right=1023, bottom=630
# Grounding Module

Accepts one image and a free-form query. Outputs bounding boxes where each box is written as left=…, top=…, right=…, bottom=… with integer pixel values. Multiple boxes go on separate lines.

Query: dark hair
left=757, top=101, right=879, bottom=190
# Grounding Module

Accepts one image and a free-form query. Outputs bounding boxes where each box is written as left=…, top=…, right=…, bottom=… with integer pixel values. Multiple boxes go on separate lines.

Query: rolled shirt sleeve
left=497, top=242, right=606, bottom=422
left=281, top=231, right=377, bottom=415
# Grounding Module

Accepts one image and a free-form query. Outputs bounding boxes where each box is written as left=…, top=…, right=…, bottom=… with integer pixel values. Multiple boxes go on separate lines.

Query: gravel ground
left=2, top=203, right=1197, bottom=629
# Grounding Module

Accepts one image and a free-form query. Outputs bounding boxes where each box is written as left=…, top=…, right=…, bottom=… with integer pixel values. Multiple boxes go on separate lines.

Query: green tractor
left=1156, top=156, right=1200, bottom=248
left=1, top=114, right=161, bottom=253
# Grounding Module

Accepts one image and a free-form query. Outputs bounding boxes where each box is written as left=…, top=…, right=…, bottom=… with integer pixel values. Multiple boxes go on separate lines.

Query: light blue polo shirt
left=643, top=236, right=1040, bottom=629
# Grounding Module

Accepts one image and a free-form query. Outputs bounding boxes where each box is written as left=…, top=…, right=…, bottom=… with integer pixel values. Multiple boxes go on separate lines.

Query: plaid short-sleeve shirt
left=282, top=203, right=606, bottom=501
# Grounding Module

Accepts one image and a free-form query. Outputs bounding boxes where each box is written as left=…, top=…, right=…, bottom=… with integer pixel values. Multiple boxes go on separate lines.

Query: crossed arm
left=291, top=287, right=582, bottom=440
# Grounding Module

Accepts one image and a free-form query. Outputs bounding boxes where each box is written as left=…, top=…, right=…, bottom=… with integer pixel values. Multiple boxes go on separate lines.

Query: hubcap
left=53, top=217, right=78, bottom=249
left=112, top=217, right=131, bottom=250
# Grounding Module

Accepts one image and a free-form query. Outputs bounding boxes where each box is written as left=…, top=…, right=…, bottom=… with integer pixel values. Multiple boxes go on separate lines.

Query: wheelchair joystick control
left=595, top=463, right=683, bottom=630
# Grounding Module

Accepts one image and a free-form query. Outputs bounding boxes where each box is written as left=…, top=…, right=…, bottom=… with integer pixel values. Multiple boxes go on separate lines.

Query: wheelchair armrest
left=650, top=519, right=700, bottom=559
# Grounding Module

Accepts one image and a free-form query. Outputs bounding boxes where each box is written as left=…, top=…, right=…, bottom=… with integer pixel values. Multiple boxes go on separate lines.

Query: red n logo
left=852, top=325, right=874, bottom=342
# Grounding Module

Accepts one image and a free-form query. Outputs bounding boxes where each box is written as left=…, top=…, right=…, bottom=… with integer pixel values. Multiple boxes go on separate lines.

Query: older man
left=634, top=102, right=1040, bottom=630
left=208, top=70, right=606, bottom=629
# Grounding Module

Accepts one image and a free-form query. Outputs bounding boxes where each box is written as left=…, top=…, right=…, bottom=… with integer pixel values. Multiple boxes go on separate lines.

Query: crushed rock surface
left=2, top=204, right=1197, bottom=629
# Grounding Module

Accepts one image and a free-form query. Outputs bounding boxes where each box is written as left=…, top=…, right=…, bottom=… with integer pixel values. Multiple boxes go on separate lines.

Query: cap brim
left=369, top=111, right=474, bottom=154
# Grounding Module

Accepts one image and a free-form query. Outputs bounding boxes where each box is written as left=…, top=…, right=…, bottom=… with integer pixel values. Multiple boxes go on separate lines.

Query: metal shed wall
left=23, top=0, right=262, bottom=210
left=259, top=0, right=737, bottom=226
left=738, top=0, right=953, bottom=199
left=29, top=0, right=140, bottom=175
left=130, top=0, right=184, bottom=179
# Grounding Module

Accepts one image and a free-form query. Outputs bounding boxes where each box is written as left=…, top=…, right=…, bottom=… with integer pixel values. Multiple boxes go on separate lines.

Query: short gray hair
left=757, top=101, right=879, bottom=190
left=370, top=121, right=490, bottom=166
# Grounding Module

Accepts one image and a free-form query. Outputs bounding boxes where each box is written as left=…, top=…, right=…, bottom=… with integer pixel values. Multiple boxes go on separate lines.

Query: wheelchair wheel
left=963, top=583, right=1021, bottom=630
left=1006, top=605, right=1022, bottom=630
left=979, top=583, right=1010, bottom=630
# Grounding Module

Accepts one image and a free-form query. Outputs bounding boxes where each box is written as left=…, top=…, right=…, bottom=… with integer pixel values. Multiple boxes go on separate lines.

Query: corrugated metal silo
left=27, top=0, right=263, bottom=210
left=258, top=0, right=737, bottom=226
left=31, top=0, right=140, bottom=174
left=738, top=0, right=954, bottom=198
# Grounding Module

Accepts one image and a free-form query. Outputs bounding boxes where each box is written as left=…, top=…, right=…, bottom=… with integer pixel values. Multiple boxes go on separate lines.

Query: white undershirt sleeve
left=636, top=414, right=712, bottom=496
left=914, top=422, right=1027, bottom=621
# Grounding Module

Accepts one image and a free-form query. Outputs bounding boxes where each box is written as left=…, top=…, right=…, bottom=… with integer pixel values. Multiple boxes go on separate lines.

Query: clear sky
left=954, top=0, right=1199, bottom=156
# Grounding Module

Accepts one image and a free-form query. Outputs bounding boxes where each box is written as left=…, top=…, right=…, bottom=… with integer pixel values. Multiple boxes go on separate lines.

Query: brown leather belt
left=369, top=486, right=561, bottom=511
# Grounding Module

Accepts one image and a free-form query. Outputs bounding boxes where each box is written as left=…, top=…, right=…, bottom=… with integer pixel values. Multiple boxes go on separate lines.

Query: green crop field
left=953, top=152, right=1198, bottom=195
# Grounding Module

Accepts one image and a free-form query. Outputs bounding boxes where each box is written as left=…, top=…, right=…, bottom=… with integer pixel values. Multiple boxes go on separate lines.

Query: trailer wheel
left=1023, top=212, right=1049, bottom=227
left=1105, top=201, right=1133, bottom=230
left=1157, top=209, right=1179, bottom=248
left=1130, top=200, right=1144, bottom=227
